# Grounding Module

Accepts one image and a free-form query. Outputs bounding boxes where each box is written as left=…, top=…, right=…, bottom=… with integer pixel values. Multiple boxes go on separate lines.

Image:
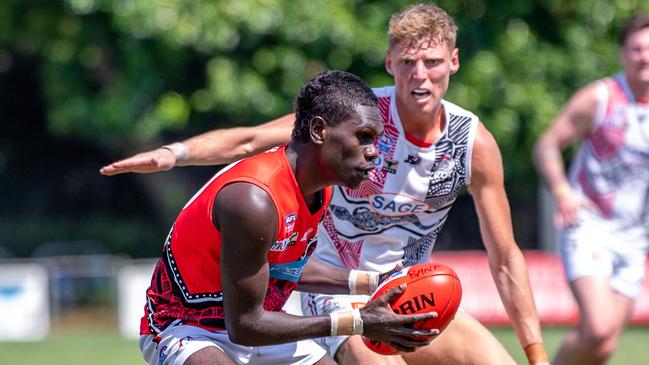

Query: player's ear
left=309, top=116, right=327, bottom=145
left=385, top=48, right=394, bottom=76
left=450, top=48, right=460, bottom=75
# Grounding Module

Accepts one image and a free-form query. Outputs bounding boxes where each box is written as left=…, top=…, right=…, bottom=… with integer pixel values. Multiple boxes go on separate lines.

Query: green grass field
left=1, top=326, right=648, bottom=365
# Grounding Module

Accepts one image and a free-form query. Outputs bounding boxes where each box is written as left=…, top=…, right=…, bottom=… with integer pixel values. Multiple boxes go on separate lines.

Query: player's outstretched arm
left=99, top=114, right=294, bottom=176
left=214, top=184, right=437, bottom=349
left=533, top=84, right=598, bottom=228
left=469, top=122, right=550, bottom=365
left=299, top=258, right=404, bottom=295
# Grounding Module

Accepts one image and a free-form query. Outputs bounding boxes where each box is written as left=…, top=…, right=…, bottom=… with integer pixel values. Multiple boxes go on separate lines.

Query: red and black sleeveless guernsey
left=140, top=145, right=332, bottom=335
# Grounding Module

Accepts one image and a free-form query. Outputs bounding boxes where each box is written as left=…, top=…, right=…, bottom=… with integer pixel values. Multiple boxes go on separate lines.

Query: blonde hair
left=388, top=3, right=458, bottom=49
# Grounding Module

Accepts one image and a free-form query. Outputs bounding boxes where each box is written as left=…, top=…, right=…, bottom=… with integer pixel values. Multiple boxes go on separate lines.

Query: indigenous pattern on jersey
left=567, top=73, right=649, bottom=239
left=140, top=146, right=332, bottom=335
left=315, top=86, right=479, bottom=272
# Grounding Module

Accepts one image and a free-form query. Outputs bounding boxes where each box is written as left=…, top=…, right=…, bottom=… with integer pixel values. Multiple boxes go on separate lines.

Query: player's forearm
left=533, top=138, right=571, bottom=199
left=176, top=114, right=294, bottom=166
left=298, top=258, right=379, bottom=295
left=489, top=251, right=549, bottom=364
left=488, top=250, right=545, bottom=350
left=178, top=127, right=265, bottom=166
left=298, top=260, right=349, bottom=294
left=228, top=310, right=333, bottom=346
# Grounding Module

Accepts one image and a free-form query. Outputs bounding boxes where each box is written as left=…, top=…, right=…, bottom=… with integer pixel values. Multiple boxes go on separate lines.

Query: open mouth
left=412, top=88, right=431, bottom=100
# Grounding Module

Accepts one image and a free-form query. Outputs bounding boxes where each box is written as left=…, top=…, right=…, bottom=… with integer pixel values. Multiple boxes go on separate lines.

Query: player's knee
left=578, top=327, right=618, bottom=355
left=336, top=337, right=366, bottom=362
left=336, top=337, right=402, bottom=365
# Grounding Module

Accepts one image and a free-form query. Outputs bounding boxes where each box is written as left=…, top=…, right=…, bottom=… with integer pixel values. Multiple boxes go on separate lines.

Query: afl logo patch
left=378, top=135, right=394, bottom=153
left=284, top=213, right=297, bottom=233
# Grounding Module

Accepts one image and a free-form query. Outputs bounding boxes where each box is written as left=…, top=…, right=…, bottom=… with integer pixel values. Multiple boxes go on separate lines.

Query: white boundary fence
left=0, top=261, right=50, bottom=341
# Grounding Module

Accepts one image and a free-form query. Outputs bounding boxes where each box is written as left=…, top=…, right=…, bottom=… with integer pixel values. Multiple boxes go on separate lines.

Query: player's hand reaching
left=378, top=262, right=404, bottom=284
left=99, top=148, right=177, bottom=176
left=552, top=184, right=581, bottom=228
left=359, top=284, right=440, bottom=352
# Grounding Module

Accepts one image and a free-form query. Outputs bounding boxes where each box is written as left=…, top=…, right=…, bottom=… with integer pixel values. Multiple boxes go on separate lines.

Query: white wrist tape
left=348, top=270, right=380, bottom=295
left=161, top=142, right=189, bottom=163
left=330, top=309, right=363, bottom=336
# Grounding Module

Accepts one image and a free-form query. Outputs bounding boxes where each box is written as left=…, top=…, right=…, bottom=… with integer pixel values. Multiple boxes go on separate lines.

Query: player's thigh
left=336, top=335, right=407, bottom=365
left=570, top=277, right=633, bottom=335
left=402, top=311, right=515, bottom=365
left=313, top=354, right=337, bottom=365
left=185, top=346, right=237, bottom=365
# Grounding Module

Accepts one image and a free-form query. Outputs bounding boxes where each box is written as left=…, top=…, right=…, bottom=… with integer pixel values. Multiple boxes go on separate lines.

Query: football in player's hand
left=362, top=262, right=462, bottom=355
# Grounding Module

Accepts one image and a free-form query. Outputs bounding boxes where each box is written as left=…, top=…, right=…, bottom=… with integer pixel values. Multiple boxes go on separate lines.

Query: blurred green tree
left=1, top=1, right=648, bottom=252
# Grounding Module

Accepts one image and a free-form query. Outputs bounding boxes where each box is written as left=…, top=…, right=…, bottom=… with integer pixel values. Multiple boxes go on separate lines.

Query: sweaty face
left=621, top=27, right=649, bottom=84
left=320, top=105, right=384, bottom=188
left=386, top=39, right=459, bottom=123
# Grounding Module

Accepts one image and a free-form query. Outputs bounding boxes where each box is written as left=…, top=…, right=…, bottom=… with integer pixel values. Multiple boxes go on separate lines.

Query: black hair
left=619, top=14, right=649, bottom=46
left=292, top=70, right=378, bottom=142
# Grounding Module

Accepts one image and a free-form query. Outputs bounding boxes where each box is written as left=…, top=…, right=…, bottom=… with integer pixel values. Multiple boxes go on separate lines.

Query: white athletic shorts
left=300, top=292, right=370, bottom=358
left=140, top=322, right=327, bottom=365
left=559, top=210, right=649, bottom=299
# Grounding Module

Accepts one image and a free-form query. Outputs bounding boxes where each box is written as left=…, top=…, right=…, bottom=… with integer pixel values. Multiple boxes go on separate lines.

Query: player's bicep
left=253, top=113, right=295, bottom=150
left=213, top=183, right=279, bottom=323
left=469, top=124, right=516, bottom=255
left=542, top=84, right=599, bottom=149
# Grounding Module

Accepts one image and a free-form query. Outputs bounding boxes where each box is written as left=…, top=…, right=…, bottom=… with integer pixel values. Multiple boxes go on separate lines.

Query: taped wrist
left=329, top=309, right=363, bottom=336
left=524, top=342, right=549, bottom=364
left=348, top=270, right=380, bottom=295
left=551, top=182, right=572, bottom=200
left=161, top=142, right=189, bottom=164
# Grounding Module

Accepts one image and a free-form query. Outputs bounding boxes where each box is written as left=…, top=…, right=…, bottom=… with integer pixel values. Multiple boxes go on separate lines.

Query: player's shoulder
left=372, top=85, right=395, bottom=99
left=564, top=78, right=607, bottom=114
left=232, top=147, right=286, bottom=182
left=441, top=99, right=479, bottom=121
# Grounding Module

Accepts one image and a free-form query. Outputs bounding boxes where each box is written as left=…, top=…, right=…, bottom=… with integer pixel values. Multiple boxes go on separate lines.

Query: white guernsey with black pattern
left=313, top=85, right=480, bottom=273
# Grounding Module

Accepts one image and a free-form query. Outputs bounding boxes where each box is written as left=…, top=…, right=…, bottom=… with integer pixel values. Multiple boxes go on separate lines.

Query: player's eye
left=358, top=133, right=372, bottom=144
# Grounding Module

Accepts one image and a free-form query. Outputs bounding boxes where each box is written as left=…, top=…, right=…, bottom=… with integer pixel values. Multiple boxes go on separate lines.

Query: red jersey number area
left=363, top=263, right=462, bottom=355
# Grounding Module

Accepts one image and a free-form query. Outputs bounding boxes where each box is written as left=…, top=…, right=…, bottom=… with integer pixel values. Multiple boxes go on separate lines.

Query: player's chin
left=339, top=171, right=366, bottom=188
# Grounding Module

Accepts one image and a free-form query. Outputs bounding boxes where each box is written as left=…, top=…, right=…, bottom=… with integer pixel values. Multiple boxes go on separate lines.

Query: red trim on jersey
left=140, top=146, right=332, bottom=334
left=404, top=132, right=434, bottom=147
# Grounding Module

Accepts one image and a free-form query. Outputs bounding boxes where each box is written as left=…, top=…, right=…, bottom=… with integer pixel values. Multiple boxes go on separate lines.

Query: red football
left=362, top=263, right=462, bottom=355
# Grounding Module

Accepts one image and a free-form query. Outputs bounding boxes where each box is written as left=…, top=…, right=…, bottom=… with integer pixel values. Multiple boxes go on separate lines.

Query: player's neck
left=285, top=141, right=326, bottom=200
left=625, top=73, right=649, bottom=101
left=397, top=102, right=445, bottom=144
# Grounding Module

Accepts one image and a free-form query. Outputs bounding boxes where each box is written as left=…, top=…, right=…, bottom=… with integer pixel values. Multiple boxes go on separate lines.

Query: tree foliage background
left=1, top=0, right=648, bottom=257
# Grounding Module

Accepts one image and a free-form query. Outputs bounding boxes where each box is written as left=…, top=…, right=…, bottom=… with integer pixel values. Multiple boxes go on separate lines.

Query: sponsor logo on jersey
left=284, top=212, right=297, bottom=234
left=369, top=193, right=431, bottom=217
left=158, top=336, right=194, bottom=365
left=270, top=232, right=298, bottom=252
left=300, top=227, right=314, bottom=242
left=404, top=154, right=422, bottom=166
left=378, top=135, right=394, bottom=153
left=157, top=346, right=168, bottom=365
left=269, top=257, right=310, bottom=282
left=431, top=154, right=455, bottom=181
left=374, top=155, right=383, bottom=167
left=382, top=157, right=398, bottom=174
left=321, top=296, right=344, bottom=314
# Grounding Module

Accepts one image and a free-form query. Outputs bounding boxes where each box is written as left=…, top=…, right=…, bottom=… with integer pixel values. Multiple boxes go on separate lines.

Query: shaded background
left=2, top=1, right=649, bottom=364
left=4, top=0, right=648, bottom=259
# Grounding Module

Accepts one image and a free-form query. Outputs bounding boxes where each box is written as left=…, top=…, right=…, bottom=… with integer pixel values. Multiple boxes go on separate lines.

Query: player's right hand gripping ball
left=362, top=263, right=462, bottom=355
